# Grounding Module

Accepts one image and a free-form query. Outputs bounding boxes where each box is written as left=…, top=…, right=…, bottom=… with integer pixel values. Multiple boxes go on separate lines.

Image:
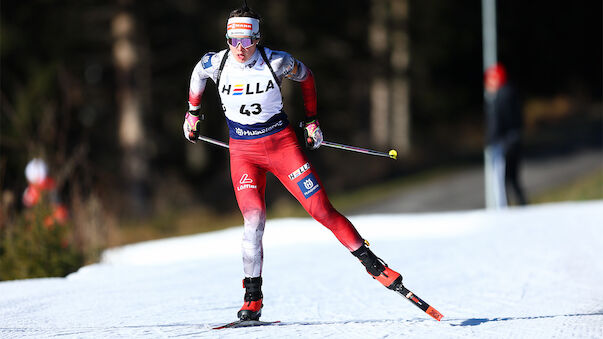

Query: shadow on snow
left=450, top=312, right=603, bottom=327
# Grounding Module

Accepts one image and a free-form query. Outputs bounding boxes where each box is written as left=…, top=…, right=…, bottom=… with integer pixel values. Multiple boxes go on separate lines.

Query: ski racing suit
left=188, top=47, right=364, bottom=278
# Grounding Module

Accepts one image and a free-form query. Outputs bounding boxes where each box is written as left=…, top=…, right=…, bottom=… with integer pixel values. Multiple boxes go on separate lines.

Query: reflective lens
left=227, top=37, right=255, bottom=49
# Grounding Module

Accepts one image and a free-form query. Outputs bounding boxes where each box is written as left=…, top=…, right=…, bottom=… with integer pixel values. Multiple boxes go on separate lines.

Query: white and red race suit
left=188, top=47, right=363, bottom=277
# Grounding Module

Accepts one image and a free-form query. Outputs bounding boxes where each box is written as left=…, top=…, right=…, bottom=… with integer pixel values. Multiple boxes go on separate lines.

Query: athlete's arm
left=189, top=51, right=227, bottom=109
left=185, top=52, right=220, bottom=142
left=275, top=52, right=317, bottom=119
left=285, top=55, right=321, bottom=147
left=299, top=69, right=317, bottom=119
left=188, top=53, right=215, bottom=111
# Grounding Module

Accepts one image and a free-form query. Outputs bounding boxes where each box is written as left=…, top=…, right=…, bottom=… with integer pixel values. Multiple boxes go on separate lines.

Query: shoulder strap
left=215, top=50, right=229, bottom=90
left=259, top=46, right=281, bottom=88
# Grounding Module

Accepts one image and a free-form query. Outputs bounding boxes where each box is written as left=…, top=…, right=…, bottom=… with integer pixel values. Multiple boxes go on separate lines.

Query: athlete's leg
left=287, top=171, right=364, bottom=251
left=265, top=128, right=363, bottom=251
left=259, top=128, right=404, bottom=290
left=266, top=129, right=402, bottom=287
left=229, top=148, right=268, bottom=278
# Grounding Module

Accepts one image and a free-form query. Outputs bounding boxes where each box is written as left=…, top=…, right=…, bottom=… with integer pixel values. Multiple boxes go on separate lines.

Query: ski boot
left=352, top=241, right=403, bottom=290
left=237, top=277, right=263, bottom=320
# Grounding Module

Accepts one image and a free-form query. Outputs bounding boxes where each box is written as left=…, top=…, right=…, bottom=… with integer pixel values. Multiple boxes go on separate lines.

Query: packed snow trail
left=1, top=201, right=602, bottom=338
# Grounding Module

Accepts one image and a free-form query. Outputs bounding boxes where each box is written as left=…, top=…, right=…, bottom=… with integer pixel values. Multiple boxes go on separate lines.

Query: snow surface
left=1, top=201, right=602, bottom=338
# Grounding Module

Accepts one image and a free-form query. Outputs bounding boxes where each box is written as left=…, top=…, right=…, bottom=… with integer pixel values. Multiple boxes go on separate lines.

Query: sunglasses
left=226, top=37, right=257, bottom=49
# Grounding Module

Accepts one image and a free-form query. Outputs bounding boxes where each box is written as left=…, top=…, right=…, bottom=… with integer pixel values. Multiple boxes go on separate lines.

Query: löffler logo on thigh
left=238, top=173, right=257, bottom=191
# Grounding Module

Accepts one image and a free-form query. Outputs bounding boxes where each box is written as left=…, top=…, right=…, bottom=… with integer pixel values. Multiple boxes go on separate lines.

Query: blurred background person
left=22, top=158, right=69, bottom=227
left=485, top=63, right=528, bottom=206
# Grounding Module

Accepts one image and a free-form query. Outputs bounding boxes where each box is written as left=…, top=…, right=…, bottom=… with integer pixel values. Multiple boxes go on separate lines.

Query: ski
left=392, top=283, right=443, bottom=321
left=212, top=320, right=282, bottom=330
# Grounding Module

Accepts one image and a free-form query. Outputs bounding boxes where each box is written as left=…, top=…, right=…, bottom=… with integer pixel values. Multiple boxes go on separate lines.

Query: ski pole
left=319, top=140, right=398, bottom=160
left=197, top=135, right=229, bottom=149
left=300, top=121, right=397, bottom=160
left=197, top=134, right=398, bottom=160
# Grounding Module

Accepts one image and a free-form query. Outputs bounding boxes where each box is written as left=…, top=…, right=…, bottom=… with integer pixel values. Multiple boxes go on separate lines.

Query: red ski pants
left=229, top=127, right=364, bottom=277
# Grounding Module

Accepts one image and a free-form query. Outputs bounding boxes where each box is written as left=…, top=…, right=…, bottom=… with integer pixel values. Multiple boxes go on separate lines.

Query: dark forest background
left=1, top=1, right=601, bottom=272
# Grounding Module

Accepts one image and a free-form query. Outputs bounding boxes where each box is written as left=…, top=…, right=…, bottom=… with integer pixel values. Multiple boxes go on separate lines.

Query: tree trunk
left=389, top=0, right=410, bottom=154
left=369, top=0, right=390, bottom=147
left=111, top=2, right=150, bottom=216
left=369, top=0, right=411, bottom=154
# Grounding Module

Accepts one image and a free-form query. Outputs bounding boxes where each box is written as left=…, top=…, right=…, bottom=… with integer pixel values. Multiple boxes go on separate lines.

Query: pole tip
left=389, top=149, right=398, bottom=160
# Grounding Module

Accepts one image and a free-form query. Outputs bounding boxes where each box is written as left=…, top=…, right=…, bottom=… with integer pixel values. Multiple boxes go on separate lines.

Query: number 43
left=240, top=103, right=262, bottom=116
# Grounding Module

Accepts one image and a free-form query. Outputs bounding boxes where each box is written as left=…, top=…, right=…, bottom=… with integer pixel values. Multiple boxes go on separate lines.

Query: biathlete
left=184, top=4, right=404, bottom=321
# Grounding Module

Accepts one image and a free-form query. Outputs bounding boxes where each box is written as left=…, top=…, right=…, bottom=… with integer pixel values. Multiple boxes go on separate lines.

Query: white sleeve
left=188, top=51, right=224, bottom=110
left=269, top=50, right=309, bottom=83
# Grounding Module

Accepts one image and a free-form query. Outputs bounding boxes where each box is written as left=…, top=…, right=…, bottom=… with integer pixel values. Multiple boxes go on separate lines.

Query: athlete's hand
left=183, top=110, right=204, bottom=143
left=303, top=118, right=323, bottom=150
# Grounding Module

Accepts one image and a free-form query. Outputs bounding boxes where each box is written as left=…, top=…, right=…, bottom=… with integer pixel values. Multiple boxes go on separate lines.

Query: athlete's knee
left=242, top=209, right=266, bottom=245
left=242, top=209, right=265, bottom=228
left=307, top=202, right=339, bottom=226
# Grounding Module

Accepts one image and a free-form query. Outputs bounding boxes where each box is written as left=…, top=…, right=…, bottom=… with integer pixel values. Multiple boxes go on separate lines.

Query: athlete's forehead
left=226, top=17, right=260, bottom=38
